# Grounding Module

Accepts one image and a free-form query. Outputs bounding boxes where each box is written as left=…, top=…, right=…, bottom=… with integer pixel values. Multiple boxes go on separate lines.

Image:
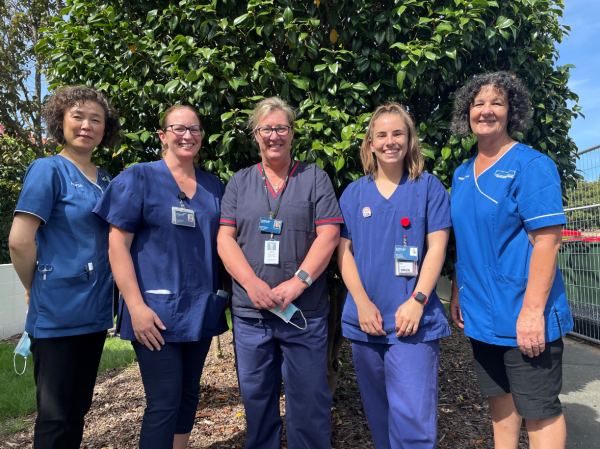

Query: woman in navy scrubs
left=8, top=86, right=120, bottom=449
left=217, top=97, right=343, bottom=449
left=337, top=103, right=452, bottom=448
left=449, top=72, right=573, bottom=449
left=94, top=105, right=228, bottom=449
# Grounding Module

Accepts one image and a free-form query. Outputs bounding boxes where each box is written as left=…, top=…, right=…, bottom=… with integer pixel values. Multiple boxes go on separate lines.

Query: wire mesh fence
left=559, top=145, right=600, bottom=344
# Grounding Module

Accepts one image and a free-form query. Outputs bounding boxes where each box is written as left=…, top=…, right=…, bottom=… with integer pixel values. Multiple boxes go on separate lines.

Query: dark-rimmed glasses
left=163, top=124, right=205, bottom=137
left=255, top=126, right=292, bottom=137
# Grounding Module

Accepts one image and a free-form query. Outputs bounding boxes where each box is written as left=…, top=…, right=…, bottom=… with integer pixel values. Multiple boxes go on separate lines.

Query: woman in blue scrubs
left=337, top=103, right=452, bottom=449
left=9, top=86, right=120, bottom=449
left=94, top=105, right=228, bottom=449
left=449, top=72, right=573, bottom=449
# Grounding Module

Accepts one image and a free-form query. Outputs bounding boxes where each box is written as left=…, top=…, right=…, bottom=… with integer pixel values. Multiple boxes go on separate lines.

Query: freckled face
left=469, top=86, right=510, bottom=140
left=370, top=113, right=409, bottom=169
left=62, top=101, right=105, bottom=152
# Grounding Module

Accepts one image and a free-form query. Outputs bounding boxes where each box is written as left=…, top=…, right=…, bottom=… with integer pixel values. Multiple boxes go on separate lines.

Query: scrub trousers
left=30, top=330, right=106, bottom=449
left=132, top=338, right=212, bottom=449
left=351, top=340, right=440, bottom=449
left=233, top=314, right=332, bottom=449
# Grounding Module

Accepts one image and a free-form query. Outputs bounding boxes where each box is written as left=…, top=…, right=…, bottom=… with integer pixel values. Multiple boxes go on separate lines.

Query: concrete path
left=561, top=337, right=600, bottom=448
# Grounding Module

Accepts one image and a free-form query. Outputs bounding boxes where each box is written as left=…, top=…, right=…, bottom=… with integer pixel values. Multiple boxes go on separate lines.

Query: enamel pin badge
left=363, top=207, right=372, bottom=218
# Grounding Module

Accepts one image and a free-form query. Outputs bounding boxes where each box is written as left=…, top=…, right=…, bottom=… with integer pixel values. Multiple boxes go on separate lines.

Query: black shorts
left=469, top=337, right=564, bottom=420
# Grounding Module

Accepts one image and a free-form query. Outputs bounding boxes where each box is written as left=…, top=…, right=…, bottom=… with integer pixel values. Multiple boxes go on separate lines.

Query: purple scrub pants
left=351, top=340, right=440, bottom=449
left=233, top=314, right=332, bottom=449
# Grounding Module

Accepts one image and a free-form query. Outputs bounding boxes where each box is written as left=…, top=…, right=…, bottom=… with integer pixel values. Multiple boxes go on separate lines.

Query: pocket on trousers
left=484, top=266, right=528, bottom=338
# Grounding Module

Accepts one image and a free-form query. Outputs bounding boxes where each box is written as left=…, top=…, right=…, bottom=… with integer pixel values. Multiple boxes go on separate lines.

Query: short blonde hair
left=360, top=103, right=424, bottom=180
left=159, top=105, right=202, bottom=164
left=248, top=97, right=295, bottom=139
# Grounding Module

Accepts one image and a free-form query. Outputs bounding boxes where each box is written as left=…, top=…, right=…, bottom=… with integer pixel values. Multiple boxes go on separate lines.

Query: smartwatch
left=411, top=292, right=428, bottom=305
left=295, top=269, right=313, bottom=287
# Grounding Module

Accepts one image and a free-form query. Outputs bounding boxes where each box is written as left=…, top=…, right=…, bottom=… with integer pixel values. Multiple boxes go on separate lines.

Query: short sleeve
left=314, top=167, right=344, bottom=227
left=426, top=175, right=452, bottom=234
left=219, top=174, right=238, bottom=227
left=517, top=156, right=566, bottom=231
left=93, top=168, right=144, bottom=233
left=339, top=188, right=354, bottom=240
left=14, top=159, right=61, bottom=226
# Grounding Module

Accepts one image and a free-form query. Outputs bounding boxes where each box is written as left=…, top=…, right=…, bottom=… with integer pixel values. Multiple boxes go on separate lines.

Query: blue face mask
left=13, top=331, right=31, bottom=375
left=268, top=303, right=307, bottom=330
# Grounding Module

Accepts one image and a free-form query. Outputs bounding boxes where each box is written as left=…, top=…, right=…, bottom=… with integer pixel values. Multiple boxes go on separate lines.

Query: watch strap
left=411, top=291, right=428, bottom=305
left=295, top=269, right=313, bottom=287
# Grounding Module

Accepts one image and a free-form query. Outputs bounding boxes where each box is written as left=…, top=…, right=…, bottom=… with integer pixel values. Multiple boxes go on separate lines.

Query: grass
left=0, top=336, right=136, bottom=436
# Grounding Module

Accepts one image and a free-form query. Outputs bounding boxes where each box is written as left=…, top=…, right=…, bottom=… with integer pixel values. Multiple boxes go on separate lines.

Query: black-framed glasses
left=163, top=124, right=205, bottom=137
left=255, top=126, right=292, bottom=137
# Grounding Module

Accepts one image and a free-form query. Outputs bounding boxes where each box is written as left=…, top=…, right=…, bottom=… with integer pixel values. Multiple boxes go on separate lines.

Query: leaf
left=292, top=78, right=309, bottom=90
left=125, top=133, right=140, bottom=141
left=441, top=147, right=451, bottom=160
left=283, top=7, right=293, bottom=24
left=496, top=16, right=514, bottom=29
left=209, top=134, right=222, bottom=144
left=265, top=52, right=276, bottom=64
left=140, top=131, right=151, bottom=143
left=165, top=79, right=180, bottom=94
left=353, top=82, right=368, bottom=91
left=396, top=71, right=406, bottom=89
left=436, top=22, right=454, bottom=35
left=330, top=29, right=338, bottom=44
left=314, top=64, right=327, bottom=72
left=421, top=148, right=435, bottom=160
left=334, top=156, right=345, bottom=172
left=233, top=13, right=250, bottom=26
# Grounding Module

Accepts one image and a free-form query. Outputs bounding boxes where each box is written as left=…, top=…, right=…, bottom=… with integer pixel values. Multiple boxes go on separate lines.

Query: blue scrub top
left=339, top=172, right=453, bottom=344
left=451, top=143, right=574, bottom=346
left=93, top=160, right=228, bottom=342
left=15, top=155, right=114, bottom=338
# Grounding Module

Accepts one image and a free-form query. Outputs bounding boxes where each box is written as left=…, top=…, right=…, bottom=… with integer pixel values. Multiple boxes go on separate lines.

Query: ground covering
left=0, top=322, right=530, bottom=448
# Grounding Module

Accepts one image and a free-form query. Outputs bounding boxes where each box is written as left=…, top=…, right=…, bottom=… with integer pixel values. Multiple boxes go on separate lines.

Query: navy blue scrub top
left=339, top=172, right=452, bottom=344
left=93, top=159, right=228, bottom=342
left=219, top=161, right=344, bottom=319
left=451, top=143, right=574, bottom=346
left=15, top=155, right=114, bottom=338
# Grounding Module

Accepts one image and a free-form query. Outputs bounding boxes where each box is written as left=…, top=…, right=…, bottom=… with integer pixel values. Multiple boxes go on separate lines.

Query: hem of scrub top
left=29, top=322, right=113, bottom=339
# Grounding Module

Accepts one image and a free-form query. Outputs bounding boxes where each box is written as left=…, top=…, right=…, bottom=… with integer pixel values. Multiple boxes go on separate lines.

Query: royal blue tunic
left=451, top=143, right=574, bottom=346
left=93, top=160, right=227, bottom=342
left=339, top=172, right=453, bottom=344
left=15, top=155, right=114, bottom=338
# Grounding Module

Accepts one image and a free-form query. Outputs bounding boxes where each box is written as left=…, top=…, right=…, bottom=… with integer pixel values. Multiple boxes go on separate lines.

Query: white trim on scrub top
left=472, top=142, right=518, bottom=205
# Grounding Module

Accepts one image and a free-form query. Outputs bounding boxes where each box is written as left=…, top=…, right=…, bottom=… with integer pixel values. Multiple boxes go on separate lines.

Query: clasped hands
left=246, top=276, right=307, bottom=313
left=357, top=297, right=424, bottom=338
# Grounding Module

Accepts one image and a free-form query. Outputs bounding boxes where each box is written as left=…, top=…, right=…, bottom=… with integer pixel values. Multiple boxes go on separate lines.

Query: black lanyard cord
left=261, top=160, right=294, bottom=220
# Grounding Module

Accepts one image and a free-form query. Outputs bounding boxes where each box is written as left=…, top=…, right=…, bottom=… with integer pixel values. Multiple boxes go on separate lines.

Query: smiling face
left=469, top=86, right=510, bottom=140
left=370, top=113, right=409, bottom=171
left=62, top=101, right=105, bottom=153
left=158, top=108, right=202, bottom=161
left=254, top=109, right=294, bottom=165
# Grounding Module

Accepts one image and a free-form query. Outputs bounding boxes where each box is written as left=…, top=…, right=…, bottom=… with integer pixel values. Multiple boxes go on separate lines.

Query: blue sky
left=557, top=0, right=600, bottom=153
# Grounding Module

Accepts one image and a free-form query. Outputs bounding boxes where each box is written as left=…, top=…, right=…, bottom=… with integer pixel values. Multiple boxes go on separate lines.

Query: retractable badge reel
left=172, top=191, right=195, bottom=227
left=395, top=217, right=419, bottom=277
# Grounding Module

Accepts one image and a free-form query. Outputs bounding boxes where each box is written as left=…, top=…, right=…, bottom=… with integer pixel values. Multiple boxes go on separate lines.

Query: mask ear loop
left=14, top=353, right=27, bottom=375
left=288, top=310, right=307, bottom=330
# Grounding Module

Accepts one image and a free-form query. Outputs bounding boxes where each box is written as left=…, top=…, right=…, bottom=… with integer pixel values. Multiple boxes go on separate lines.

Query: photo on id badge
left=264, top=240, right=280, bottom=265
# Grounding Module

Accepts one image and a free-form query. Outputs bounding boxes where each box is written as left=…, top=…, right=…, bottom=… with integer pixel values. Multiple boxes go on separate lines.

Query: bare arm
left=8, top=213, right=41, bottom=308
left=109, top=224, right=165, bottom=351
left=395, top=228, right=450, bottom=337
left=337, top=236, right=386, bottom=336
left=517, top=225, right=562, bottom=357
left=449, top=252, right=464, bottom=328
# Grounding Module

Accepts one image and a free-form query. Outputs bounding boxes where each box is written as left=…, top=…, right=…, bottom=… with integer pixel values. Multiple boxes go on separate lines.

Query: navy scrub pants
left=233, top=314, right=332, bottom=449
left=132, top=338, right=212, bottom=449
left=351, top=340, right=440, bottom=449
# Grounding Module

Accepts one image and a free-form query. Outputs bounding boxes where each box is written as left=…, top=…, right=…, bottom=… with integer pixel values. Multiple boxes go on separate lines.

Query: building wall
left=0, top=264, right=26, bottom=340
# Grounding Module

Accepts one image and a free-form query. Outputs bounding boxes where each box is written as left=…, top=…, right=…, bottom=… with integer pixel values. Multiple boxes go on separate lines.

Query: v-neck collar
left=57, top=154, right=103, bottom=193
left=159, top=159, right=199, bottom=201
left=257, top=160, right=300, bottom=198
left=473, top=142, right=518, bottom=181
left=372, top=170, right=409, bottom=204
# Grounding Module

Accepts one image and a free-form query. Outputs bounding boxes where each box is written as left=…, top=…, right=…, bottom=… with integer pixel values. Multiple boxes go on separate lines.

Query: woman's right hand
left=449, top=289, right=464, bottom=329
left=129, top=303, right=166, bottom=351
left=357, top=300, right=387, bottom=336
left=245, top=277, right=283, bottom=310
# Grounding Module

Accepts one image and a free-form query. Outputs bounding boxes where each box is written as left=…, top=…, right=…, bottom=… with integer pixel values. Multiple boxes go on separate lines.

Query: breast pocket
left=286, top=200, right=315, bottom=232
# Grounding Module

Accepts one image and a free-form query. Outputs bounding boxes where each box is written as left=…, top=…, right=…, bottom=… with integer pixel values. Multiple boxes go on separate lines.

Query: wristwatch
left=295, top=269, right=313, bottom=287
left=411, top=292, right=428, bottom=305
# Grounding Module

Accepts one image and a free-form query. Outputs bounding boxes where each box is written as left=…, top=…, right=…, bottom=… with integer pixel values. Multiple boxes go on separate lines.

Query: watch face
left=414, top=292, right=427, bottom=303
left=296, top=270, right=308, bottom=280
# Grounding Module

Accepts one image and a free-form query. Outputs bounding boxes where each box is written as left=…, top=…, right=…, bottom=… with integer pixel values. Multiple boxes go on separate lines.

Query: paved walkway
left=561, top=336, right=600, bottom=448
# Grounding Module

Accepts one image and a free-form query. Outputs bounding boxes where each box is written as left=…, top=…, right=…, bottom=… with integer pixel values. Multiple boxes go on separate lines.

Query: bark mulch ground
left=0, top=325, right=530, bottom=448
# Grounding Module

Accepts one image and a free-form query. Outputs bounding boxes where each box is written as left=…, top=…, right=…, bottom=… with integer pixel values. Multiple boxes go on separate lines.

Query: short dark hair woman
left=449, top=71, right=573, bottom=449
left=8, top=85, right=120, bottom=448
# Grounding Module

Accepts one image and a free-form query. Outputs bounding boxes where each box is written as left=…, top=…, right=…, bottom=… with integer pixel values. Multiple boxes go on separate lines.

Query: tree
left=37, top=0, right=581, bottom=389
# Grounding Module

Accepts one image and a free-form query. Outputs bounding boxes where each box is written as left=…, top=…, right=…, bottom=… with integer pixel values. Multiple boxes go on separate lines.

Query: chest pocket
left=285, top=200, right=315, bottom=232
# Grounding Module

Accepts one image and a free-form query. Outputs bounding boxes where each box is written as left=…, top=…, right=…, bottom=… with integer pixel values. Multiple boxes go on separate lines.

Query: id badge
left=394, top=245, right=418, bottom=277
left=172, top=207, right=196, bottom=227
left=259, top=217, right=283, bottom=234
left=264, top=240, right=280, bottom=265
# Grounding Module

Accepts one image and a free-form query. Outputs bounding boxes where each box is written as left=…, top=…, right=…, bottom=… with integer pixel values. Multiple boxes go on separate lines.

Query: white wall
left=0, top=264, right=26, bottom=340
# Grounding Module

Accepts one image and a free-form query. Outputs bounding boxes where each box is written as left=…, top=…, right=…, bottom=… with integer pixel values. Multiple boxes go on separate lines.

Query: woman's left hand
left=395, top=299, right=424, bottom=337
left=516, top=310, right=546, bottom=357
left=272, top=277, right=307, bottom=312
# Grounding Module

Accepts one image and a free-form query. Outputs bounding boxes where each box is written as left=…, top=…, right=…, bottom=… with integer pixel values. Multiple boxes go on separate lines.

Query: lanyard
left=260, top=160, right=294, bottom=220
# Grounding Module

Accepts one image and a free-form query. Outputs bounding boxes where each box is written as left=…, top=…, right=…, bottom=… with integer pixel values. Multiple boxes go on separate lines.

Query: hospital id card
left=172, top=207, right=196, bottom=227
left=394, top=245, right=418, bottom=277
left=259, top=217, right=283, bottom=234
left=264, top=240, right=280, bottom=265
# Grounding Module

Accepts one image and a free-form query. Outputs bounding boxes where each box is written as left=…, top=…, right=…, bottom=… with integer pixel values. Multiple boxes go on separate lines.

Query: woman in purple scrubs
left=337, top=103, right=452, bottom=448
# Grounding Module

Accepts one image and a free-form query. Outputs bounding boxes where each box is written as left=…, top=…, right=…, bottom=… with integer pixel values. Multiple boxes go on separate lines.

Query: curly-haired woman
left=9, top=86, right=120, bottom=449
left=449, top=71, right=573, bottom=449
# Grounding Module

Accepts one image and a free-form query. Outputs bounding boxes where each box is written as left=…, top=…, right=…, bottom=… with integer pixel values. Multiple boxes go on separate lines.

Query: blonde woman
left=217, top=97, right=343, bottom=448
left=337, top=103, right=452, bottom=448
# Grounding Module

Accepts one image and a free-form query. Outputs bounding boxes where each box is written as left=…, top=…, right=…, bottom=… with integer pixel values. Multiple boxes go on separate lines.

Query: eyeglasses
left=255, top=126, right=292, bottom=137
left=163, top=124, right=205, bottom=137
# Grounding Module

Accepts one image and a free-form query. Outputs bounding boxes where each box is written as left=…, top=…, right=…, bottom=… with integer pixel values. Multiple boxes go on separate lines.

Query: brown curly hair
left=43, top=86, right=120, bottom=148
